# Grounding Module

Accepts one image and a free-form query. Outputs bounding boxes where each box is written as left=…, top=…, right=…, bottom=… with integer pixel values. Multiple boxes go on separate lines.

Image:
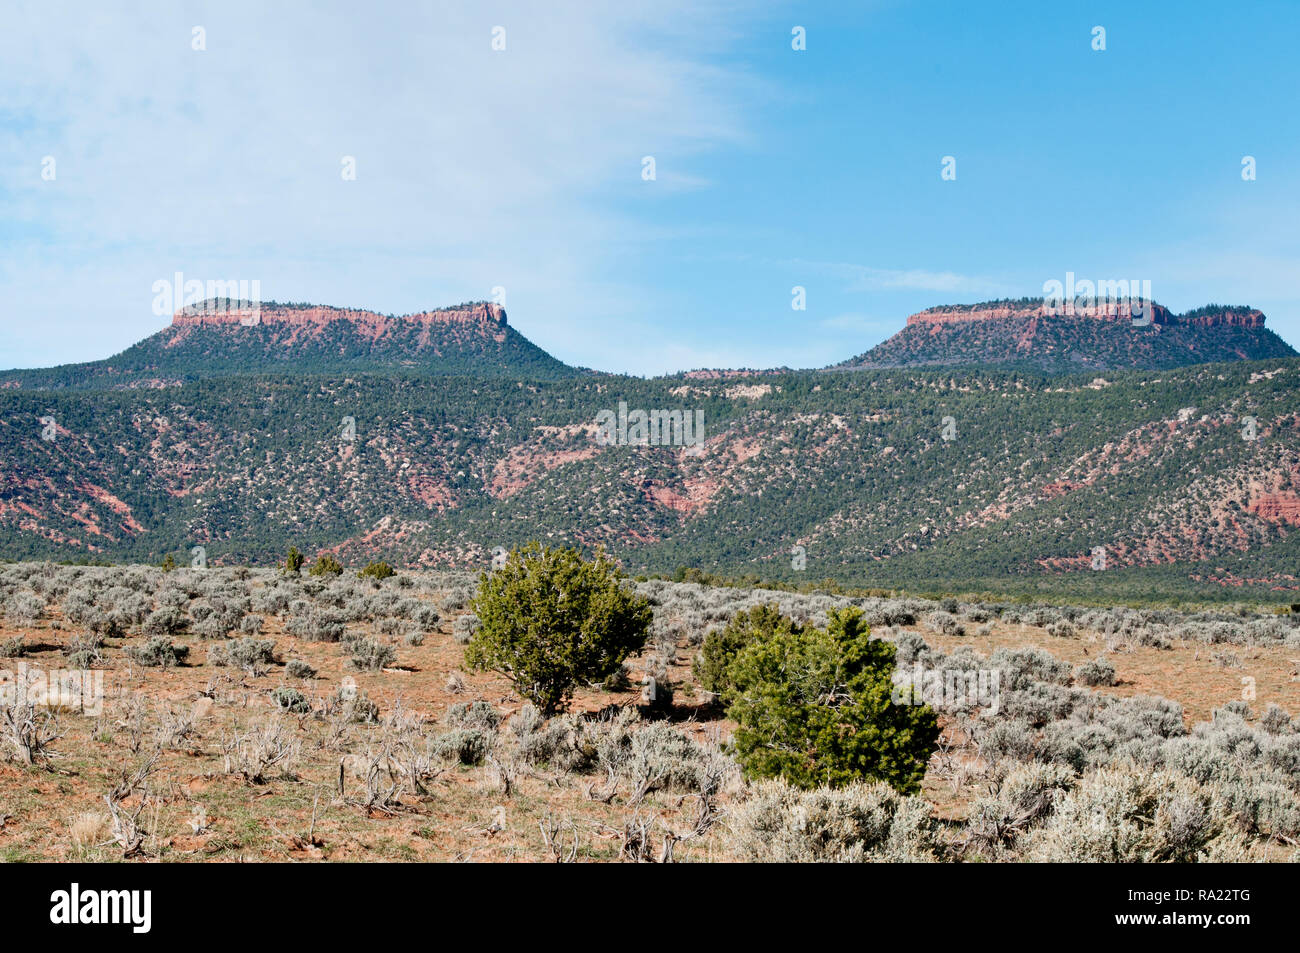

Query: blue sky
left=3, top=0, right=1298, bottom=375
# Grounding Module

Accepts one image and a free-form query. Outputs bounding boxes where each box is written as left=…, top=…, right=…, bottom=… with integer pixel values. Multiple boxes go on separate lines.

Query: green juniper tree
left=308, top=553, right=343, bottom=577
left=282, top=546, right=304, bottom=574
left=694, top=603, right=803, bottom=697
left=465, top=542, right=652, bottom=714
left=725, top=607, right=940, bottom=794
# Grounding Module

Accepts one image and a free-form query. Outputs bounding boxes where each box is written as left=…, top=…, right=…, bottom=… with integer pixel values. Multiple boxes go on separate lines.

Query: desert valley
left=1, top=298, right=1299, bottom=867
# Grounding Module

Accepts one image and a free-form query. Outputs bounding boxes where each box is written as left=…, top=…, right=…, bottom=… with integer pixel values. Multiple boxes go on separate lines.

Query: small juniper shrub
left=309, top=554, right=344, bottom=577
left=282, top=546, right=304, bottom=574
left=358, top=561, right=395, bottom=581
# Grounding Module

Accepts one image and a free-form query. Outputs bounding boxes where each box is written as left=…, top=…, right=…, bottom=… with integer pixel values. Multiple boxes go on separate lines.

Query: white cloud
left=782, top=259, right=1010, bottom=296
left=0, top=0, right=759, bottom=370
left=818, top=312, right=895, bottom=333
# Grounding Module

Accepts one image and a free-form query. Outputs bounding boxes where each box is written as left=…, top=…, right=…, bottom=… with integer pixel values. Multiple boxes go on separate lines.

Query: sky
left=3, top=0, right=1299, bottom=376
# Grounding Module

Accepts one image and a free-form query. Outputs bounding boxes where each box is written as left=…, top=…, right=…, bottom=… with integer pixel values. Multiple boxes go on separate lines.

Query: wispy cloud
left=781, top=259, right=1010, bottom=296
left=0, top=0, right=760, bottom=369
left=818, top=312, right=896, bottom=334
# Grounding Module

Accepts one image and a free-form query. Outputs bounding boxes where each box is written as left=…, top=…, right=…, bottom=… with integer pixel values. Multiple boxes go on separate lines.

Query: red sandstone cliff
left=905, top=302, right=1264, bottom=329
left=1249, top=493, right=1300, bottom=525
left=173, top=301, right=507, bottom=330
left=1177, top=308, right=1266, bottom=328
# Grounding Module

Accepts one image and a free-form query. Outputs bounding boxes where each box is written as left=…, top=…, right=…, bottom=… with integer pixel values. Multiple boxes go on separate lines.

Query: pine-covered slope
left=4, top=357, right=1300, bottom=602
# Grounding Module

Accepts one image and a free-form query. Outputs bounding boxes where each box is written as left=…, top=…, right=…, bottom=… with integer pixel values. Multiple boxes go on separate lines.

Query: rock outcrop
left=836, top=299, right=1289, bottom=374
left=173, top=301, right=507, bottom=330
left=1248, top=493, right=1300, bottom=525
left=905, top=301, right=1263, bottom=328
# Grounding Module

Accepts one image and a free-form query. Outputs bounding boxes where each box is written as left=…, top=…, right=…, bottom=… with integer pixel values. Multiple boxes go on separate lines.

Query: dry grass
left=0, top=573, right=724, bottom=861
left=0, top=568, right=1296, bottom=862
left=920, top=620, right=1300, bottom=724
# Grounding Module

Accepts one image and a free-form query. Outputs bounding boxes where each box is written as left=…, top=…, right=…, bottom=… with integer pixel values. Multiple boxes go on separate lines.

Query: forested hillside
left=4, top=354, right=1299, bottom=603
